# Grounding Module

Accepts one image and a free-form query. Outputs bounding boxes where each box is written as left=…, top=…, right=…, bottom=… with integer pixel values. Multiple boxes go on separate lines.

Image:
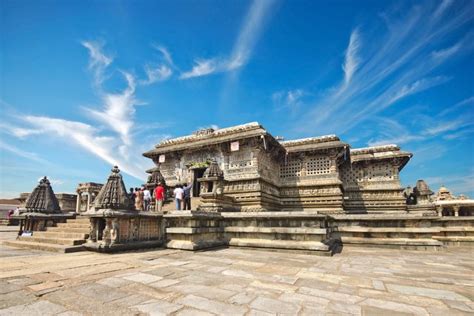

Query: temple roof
left=350, top=145, right=412, bottom=170
left=280, top=135, right=347, bottom=153
left=93, top=166, right=134, bottom=210
left=143, top=122, right=277, bottom=157
left=23, top=177, right=61, bottom=214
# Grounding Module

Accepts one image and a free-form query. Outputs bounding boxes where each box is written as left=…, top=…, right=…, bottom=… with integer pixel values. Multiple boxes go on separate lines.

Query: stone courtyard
left=1, top=228, right=473, bottom=316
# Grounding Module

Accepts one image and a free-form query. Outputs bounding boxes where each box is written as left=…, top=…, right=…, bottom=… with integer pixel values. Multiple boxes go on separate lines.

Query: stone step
left=18, top=236, right=86, bottom=246
left=224, top=226, right=328, bottom=235
left=3, top=240, right=85, bottom=253
left=438, top=227, right=474, bottom=232
left=166, top=227, right=224, bottom=234
left=66, top=219, right=90, bottom=225
left=336, top=227, right=440, bottom=233
left=47, top=227, right=90, bottom=234
left=56, top=223, right=90, bottom=229
left=341, top=237, right=443, bottom=247
left=33, top=231, right=89, bottom=239
left=228, top=238, right=331, bottom=253
left=71, top=217, right=90, bottom=221
left=432, top=236, right=474, bottom=242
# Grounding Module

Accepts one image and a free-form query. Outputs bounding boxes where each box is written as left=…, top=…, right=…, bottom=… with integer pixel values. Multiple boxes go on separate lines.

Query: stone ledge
left=336, top=227, right=440, bottom=233
left=435, top=216, right=474, bottom=221
left=166, top=239, right=226, bottom=251
left=331, top=215, right=440, bottom=220
left=432, top=236, right=474, bottom=242
left=84, top=240, right=164, bottom=253
left=2, top=240, right=85, bottom=253
left=166, top=227, right=224, bottom=234
left=224, top=226, right=327, bottom=234
left=341, top=237, right=443, bottom=246
left=221, top=211, right=326, bottom=219
left=438, top=227, right=474, bottom=232
left=18, top=236, right=86, bottom=246
left=228, top=238, right=331, bottom=252
left=164, top=211, right=223, bottom=219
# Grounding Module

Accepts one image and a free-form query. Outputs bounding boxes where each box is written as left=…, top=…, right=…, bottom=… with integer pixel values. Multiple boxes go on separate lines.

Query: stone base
left=83, top=240, right=164, bottom=253
left=164, top=211, right=225, bottom=251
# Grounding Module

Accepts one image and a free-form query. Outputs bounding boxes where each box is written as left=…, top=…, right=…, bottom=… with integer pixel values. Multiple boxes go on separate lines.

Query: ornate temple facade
left=144, top=122, right=412, bottom=214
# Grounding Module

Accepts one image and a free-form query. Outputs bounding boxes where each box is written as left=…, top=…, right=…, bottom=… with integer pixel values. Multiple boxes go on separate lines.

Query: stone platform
left=1, top=228, right=473, bottom=316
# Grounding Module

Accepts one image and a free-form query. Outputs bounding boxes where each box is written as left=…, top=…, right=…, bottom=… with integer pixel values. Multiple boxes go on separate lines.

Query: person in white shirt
left=143, top=187, right=151, bottom=211
left=173, top=185, right=185, bottom=210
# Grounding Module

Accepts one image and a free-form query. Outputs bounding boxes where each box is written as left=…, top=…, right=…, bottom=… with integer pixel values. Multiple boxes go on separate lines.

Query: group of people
left=129, top=183, right=165, bottom=212
left=173, top=183, right=192, bottom=210
left=129, top=181, right=193, bottom=212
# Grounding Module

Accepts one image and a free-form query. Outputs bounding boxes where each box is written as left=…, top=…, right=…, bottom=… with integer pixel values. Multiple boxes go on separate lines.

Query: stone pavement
left=0, top=233, right=473, bottom=316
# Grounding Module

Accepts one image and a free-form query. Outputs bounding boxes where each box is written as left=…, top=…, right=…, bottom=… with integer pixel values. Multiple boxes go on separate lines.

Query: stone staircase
left=3, top=217, right=90, bottom=253
left=330, top=215, right=444, bottom=250
left=433, top=217, right=474, bottom=246
left=222, top=212, right=338, bottom=256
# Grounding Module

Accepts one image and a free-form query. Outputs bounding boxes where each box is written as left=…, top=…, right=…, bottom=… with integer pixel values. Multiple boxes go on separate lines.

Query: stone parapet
left=164, top=211, right=226, bottom=250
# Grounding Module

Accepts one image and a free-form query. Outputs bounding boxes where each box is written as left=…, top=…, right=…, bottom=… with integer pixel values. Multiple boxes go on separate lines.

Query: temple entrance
left=192, top=168, right=206, bottom=197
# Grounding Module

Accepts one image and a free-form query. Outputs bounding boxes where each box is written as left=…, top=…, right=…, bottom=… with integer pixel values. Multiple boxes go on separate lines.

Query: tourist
left=173, top=185, right=184, bottom=210
left=143, top=186, right=151, bottom=211
left=183, top=182, right=193, bottom=210
left=135, top=187, right=144, bottom=211
left=129, top=187, right=135, bottom=204
left=154, top=182, right=165, bottom=212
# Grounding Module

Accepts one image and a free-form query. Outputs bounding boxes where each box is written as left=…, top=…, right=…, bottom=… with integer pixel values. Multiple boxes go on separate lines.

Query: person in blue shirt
left=183, top=183, right=193, bottom=210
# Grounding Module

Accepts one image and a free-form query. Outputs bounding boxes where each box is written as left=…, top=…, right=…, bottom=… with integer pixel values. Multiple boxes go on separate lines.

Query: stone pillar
left=76, top=192, right=81, bottom=213
left=436, top=205, right=443, bottom=217
left=453, top=205, right=460, bottom=217
left=86, top=192, right=91, bottom=211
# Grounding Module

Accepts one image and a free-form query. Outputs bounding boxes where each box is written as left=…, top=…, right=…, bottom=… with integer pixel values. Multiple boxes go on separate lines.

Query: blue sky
left=1, top=0, right=473, bottom=198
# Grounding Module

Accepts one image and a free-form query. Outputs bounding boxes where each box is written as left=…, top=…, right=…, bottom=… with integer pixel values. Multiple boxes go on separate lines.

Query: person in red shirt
left=154, top=183, right=165, bottom=212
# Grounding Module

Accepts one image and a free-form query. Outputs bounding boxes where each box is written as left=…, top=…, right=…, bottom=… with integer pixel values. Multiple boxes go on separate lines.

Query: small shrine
left=198, top=160, right=236, bottom=212
left=14, top=177, right=74, bottom=236
left=83, top=166, right=165, bottom=252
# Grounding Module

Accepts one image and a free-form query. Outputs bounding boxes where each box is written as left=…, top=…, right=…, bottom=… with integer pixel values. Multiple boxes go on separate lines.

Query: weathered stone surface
left=386, top=283, right=470, bottom=302
left=0, top=300, right=66, bottom=316
left=1, top=238, right=472, bottom=315
left=176, top=294, right=247, bottom=315
left=250, top=296, right=300, bottom=314
left=132, top=299, right=183, bottom=315
left=121, top=272, right=163, bottom=284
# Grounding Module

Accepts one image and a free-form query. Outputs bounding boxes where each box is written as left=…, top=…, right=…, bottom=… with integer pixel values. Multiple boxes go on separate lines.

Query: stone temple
left=5, top=122, right=474, bottom=255
left=143, top=122, right=412, bottom=214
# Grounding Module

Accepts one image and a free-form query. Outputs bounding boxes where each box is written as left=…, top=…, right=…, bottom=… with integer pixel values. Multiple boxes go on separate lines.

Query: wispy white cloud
left=152, top=44, right=174, bottom=66
left=0, top=140, right=49, bottom=164
left=295, top=1, right=473, bottom=135
left=273, top=89, right=305, bottom=110
left=228, top=0, right=276, bottom=70
left=85, top=71, right=138, bottom=146
left=0, top=123, right=43, bottom=138
left=81, top=40, right=112, bottom=86
left=21, top=116, right=145, bottom=180
left=180, top=59, right=217, bottom=79
left=342, top=29, right=361, bottom=84
left=141, top=64, right=172, bottom=85
left=433, top=0, right=454, bottom=19
left=180, top=0, right=277, bottom=79
left=387, top=76, right=450, bottom=105
left=439, top=96, right=474, bottom=116
left=2, top=40, right=167, bottom=182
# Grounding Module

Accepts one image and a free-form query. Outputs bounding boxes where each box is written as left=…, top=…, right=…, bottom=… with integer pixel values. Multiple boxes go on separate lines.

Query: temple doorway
left=192, top=168, right=206, bottom=197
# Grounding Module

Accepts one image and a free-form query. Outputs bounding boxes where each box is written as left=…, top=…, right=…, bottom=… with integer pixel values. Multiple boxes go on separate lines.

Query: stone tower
left=23, top=176, right=61, bottom=214
left=93, top=166, right=134, bottom=210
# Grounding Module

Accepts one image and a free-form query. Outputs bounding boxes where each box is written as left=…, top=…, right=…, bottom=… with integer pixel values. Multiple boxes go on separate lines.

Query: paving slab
left=0, top=232, right=473, bottom=316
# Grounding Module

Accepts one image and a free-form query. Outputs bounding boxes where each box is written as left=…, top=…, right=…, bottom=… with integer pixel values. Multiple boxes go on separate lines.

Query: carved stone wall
left=340, top=160, right=407, bottom=213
